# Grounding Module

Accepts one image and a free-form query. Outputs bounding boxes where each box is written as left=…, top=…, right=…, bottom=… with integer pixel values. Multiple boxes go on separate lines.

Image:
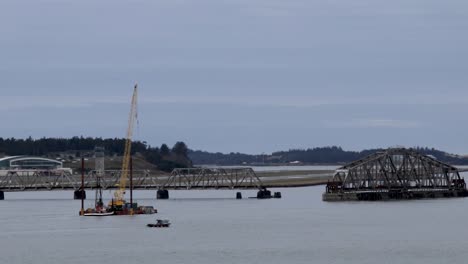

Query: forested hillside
left=0, top=137, right=192, bottom=171
left=189, top=146, right=468, bottom=166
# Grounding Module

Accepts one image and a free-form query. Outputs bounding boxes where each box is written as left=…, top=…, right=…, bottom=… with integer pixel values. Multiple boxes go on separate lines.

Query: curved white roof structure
left=0, top=156, right=62, bottom=170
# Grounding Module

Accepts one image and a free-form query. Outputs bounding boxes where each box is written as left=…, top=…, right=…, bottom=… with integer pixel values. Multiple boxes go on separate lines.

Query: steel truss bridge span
left=324, top=148, right=468, bottom=201
left=0, top=168, right=265, bottom=191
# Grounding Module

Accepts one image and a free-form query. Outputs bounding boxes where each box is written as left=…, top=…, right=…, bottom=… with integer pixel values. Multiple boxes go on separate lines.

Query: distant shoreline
left=256, top=169, right=334, bottom=188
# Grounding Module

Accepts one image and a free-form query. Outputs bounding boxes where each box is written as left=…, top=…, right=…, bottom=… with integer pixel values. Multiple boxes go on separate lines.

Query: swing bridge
left=323, top=148, right=468, bottom=201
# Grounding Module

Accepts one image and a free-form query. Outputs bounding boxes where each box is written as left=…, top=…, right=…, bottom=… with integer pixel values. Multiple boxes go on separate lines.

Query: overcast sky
left=1, top=0, right=468, bottom=154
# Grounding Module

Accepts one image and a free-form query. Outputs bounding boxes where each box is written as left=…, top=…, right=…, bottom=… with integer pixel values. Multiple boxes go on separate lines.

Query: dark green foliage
left=0, top=136, right=147, bottom=156
left=188, top=150, right=258, bottom=165
left=189, top=146, right=468, bottom=166
left=160, top=144, right=170, bottom=156
left=157, top=160, right=187, bottom=172
left=144, top=147, right=162, bottom=164
left=172, top=142, right=188, bottom=157
left=272, top=146, right=358, bottom=164
left=0, top=137, right=191, bottom=171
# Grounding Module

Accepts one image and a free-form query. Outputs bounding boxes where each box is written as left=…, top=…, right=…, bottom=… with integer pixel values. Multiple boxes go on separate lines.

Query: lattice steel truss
left=0, top=170, right=78, bottom=190
left=326, top=148, right=467, bottom=193
left=162, top=168, right=264, bottom=190
left=0, top=169, right=165, bottom=191
left=0, top=168, right=265, bottom=191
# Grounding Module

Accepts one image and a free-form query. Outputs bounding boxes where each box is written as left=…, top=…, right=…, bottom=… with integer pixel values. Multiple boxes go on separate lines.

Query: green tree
left=172, top=141, right=188, bottom=157
left=160, top=144, right=170, bottom=156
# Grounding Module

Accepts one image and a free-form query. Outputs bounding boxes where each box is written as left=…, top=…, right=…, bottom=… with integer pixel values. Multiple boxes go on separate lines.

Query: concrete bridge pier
left=256, top=189, right=282, bottom=199
left=157, top=189, right=169, bottom=200
left=273, top=192, right=282, bottom=199
left=0, top=191, right=4, bottom=200
left=73, top=189, right=86, bottom=200
left=257, top=189, right=272, bottom=199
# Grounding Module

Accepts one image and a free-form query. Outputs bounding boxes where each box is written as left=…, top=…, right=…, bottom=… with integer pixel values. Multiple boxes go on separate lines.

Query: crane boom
left=112, top=84, right=138, bottom=205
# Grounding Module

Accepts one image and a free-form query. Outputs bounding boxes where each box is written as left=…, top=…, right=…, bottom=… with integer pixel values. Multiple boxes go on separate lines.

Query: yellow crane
left=110, top=84, right=138, bottom=209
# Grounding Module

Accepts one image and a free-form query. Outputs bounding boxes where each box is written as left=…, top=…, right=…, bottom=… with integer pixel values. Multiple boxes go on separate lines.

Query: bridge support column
left=157, top=190, right=169, bottom=200
left=74, top=190, right=86, bottom=200
left=0, top=191, right=4, bottom=200
left=257, top=189, right=272, bottom=199
left=236, top=192, right=242, bottom=199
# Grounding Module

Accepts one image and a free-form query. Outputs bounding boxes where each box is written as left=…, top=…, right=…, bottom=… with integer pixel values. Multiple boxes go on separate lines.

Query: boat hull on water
left=147, top=223, right=170, bottom=228
left=147, top=219, right=171, bottom=228
left=83, top=212, right=114, bottom=216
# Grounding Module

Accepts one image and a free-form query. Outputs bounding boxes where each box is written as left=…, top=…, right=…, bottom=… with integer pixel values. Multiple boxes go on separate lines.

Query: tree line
left=189, top=146, right=468, bottom=165
left=0, top=137, right=191, bottom=171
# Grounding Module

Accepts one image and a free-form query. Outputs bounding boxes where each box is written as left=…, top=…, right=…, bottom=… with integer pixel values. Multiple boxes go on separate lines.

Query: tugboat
left=147, top=219, right=171, bottom=228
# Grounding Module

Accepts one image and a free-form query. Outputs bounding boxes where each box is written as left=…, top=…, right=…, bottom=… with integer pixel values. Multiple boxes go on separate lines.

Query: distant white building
left=0, top=156, right=63, bottom=170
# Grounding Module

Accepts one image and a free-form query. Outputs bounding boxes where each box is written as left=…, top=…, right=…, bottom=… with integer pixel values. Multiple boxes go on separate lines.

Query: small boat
left=147, top=219, right=171, bottom=228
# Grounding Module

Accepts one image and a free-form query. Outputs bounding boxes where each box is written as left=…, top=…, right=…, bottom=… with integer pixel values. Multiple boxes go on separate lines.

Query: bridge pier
left=157, top=190, right=169, bottom=200
left=73, top=190, right=86, bottom=200
left=257, top=189, right=272, bottom=199
left=0, top=191, right=4, bottom=200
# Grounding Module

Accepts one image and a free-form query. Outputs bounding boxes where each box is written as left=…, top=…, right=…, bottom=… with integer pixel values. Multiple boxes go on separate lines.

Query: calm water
left=1, top=186, right=468, bottom=264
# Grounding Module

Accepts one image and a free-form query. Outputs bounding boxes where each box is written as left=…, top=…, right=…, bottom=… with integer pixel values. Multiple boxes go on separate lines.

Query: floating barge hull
left=323, top=189, right=468, bottom=201
left=83, top=212, right=115, bottom=216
